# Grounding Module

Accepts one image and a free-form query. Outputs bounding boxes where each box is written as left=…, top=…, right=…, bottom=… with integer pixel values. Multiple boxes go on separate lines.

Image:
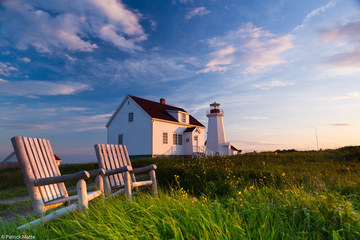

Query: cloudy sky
left=1, top=0, right=360, bottom=163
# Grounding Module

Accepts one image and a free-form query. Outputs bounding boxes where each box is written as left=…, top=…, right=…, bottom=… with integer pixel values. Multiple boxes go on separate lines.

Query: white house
left=106, top=95, right=211, bottom=158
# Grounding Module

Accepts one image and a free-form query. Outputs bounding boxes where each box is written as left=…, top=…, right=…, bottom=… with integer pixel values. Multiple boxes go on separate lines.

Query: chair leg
left=96, top=175, right=104, bottom=197
left=77, top=179, right=88, bottom=211
left=123, top=171, right=132, bottom=200
left=102, top=176, right=112, bottom=197
left=150, top=170, right=158, bottom=198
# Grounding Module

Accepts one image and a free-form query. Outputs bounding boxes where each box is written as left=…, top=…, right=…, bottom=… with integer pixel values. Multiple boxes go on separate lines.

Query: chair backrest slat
left=121, top=145, right=136, bottom=182
left=13, top=136, right=67, bottom=204
left=111, top=145, right=124, bottom=185
left=24, top=137, right=51, bottom=202
left=32, top=138, right=57, bottom=201
left=43, top=139, right=67, bottom=198
left=107, top=144, right=121, bottom=187
left=101, top=144, right=116, bottom=187
left=95, top=144, right=134, bottom=189
left=39, top=138, right=65, bottom=198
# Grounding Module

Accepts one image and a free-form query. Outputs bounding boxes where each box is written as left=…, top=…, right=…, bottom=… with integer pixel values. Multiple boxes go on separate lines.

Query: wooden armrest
left=34, top=171, right=90, bottom=186
left=105, top=166, right=131, bottom=176
left=131, top=164, right=157, bottom=175
left=87, top=168, right=105, bottom=177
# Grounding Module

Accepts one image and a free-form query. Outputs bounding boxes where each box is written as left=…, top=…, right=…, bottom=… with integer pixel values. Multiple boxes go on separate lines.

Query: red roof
left=129, top=95, right=205, bottom=127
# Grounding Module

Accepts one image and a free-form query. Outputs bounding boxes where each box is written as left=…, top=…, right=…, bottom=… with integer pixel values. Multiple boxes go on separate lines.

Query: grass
left=0, top=148, right=359, bottom=239
left=3, top=188, right=359, bottom=239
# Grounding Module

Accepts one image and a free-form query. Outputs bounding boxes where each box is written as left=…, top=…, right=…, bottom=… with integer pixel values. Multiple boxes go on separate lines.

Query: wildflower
left=249, top=186, right=254, bottom=190
left=238, top=191, right=242, bottom=195
left=262, top=161, right=265, bottom=165
left=282, top=172, right=285, bottom=177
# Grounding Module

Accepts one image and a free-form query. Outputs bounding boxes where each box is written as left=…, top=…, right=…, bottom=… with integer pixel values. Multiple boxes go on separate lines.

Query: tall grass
left=5, top=186, right=359, bottom=239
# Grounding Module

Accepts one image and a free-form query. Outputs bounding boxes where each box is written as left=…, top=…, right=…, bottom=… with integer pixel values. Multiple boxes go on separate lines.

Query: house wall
left=107, top=97, right=152, bottom=156
left=152, top=121, right=205, bottom=156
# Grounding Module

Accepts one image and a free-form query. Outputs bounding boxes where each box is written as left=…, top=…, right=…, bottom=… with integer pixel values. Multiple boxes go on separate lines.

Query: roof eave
left=105, top=95, right=130, bottom=128
left=152, top=118, right=205, bottom=128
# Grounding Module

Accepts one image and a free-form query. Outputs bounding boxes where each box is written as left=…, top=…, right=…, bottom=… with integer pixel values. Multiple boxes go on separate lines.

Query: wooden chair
left=11, top=136, right=105, bottom=230
left=94, top=144, right=158, bottom=199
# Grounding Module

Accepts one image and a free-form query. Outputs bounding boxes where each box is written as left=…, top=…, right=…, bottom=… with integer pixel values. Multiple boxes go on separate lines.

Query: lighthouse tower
left=206, top=102, right=230, bottom=156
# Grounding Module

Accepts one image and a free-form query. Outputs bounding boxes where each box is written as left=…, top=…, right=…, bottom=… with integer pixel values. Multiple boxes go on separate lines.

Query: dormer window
left=165, top=110, right=189, bottom=124
left=181, top=113, right=186, bottom=123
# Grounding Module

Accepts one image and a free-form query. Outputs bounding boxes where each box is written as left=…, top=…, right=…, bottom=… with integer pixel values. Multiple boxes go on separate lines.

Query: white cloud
left=320, top=20, right=360, bottom=69
left=199, top=23, right=294, bottom=74
left=172, top=0, right=194, bottom=4
left=89, top=53, right=191, bottom=83
left=0, top=62, right=18, bottom=76
left=242, top=34, right=294, bottom=74
left=322, top=47, right=360, bottom=69
left=0, top=80, right=91, bottom=96
left=197, top=46, right=235, bottom=73
left=90, top=0, right=144, bottom=36
left=0, top=0, right=147, bottom=53
left=252, top=80, right=295, bottom=90
left=0, top=78, right=8, bottom=82
left=65, top=54, right=77, bottom=62
left=20, top=57, right=31, bottom=63
left=242, top=116, right=268, bottom=120
left=185, top=7, right=210, bottom=20
left=332, top=123, right=352, bottom=127
left=98, top=24, right=145, bottom=50
left=293, top=0, right=338, bottom=32
left=331, top=92, right=360, bottom=100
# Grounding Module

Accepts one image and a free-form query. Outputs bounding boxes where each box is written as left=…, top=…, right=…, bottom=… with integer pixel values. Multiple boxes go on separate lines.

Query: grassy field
left=0, top=147, right=359, bottom=239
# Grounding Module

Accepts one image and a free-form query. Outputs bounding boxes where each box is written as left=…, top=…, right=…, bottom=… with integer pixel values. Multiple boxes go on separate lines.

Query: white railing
left=206, top=109, right=224, bottom=114
left=192, top=146, right=214, bottom=158
left=163, top=146, right=177, bottom=156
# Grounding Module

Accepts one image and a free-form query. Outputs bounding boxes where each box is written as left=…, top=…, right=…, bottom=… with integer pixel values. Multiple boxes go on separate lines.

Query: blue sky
left=1, top=0, right=360, bottom=163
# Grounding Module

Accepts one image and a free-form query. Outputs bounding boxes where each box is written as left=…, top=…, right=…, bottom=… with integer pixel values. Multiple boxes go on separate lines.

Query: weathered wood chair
left=11, top=136, right=105, bottom=230
left=94, top=144, right=158, bottom=199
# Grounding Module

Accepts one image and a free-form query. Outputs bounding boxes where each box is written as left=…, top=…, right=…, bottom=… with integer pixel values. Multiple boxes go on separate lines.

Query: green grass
left=0, top=148, right=359, bottom=239
left=0, top=201, right=31, bottom=216
left=3, top=188, right=359, bottom=239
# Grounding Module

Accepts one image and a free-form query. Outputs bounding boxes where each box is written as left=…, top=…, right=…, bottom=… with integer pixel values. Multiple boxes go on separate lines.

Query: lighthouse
left=206, top=102, right=231, bottom=156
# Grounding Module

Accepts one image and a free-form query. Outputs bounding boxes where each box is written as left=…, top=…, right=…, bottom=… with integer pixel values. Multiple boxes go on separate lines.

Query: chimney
left=160, top=98, right=166, bottom=104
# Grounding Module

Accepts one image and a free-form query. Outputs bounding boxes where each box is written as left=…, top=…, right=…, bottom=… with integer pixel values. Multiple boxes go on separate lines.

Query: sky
left=1, top=0, right=360, bottom=163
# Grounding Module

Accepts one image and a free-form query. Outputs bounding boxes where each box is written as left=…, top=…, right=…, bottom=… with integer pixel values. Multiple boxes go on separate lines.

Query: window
left=118, top=134, right=123, bottom=145
left=163, top=132, right=168, bottom=144
left=194, top=136, right=198, bottom=141
left=173, top=134, right=177, bottom=145
left=178, top=134, right=183, bottom=145
left=128, top=112, right=134, bottom=122
left=173, top=134, right=182, bottom=145
left=181, top=113, right=186, bottom=123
